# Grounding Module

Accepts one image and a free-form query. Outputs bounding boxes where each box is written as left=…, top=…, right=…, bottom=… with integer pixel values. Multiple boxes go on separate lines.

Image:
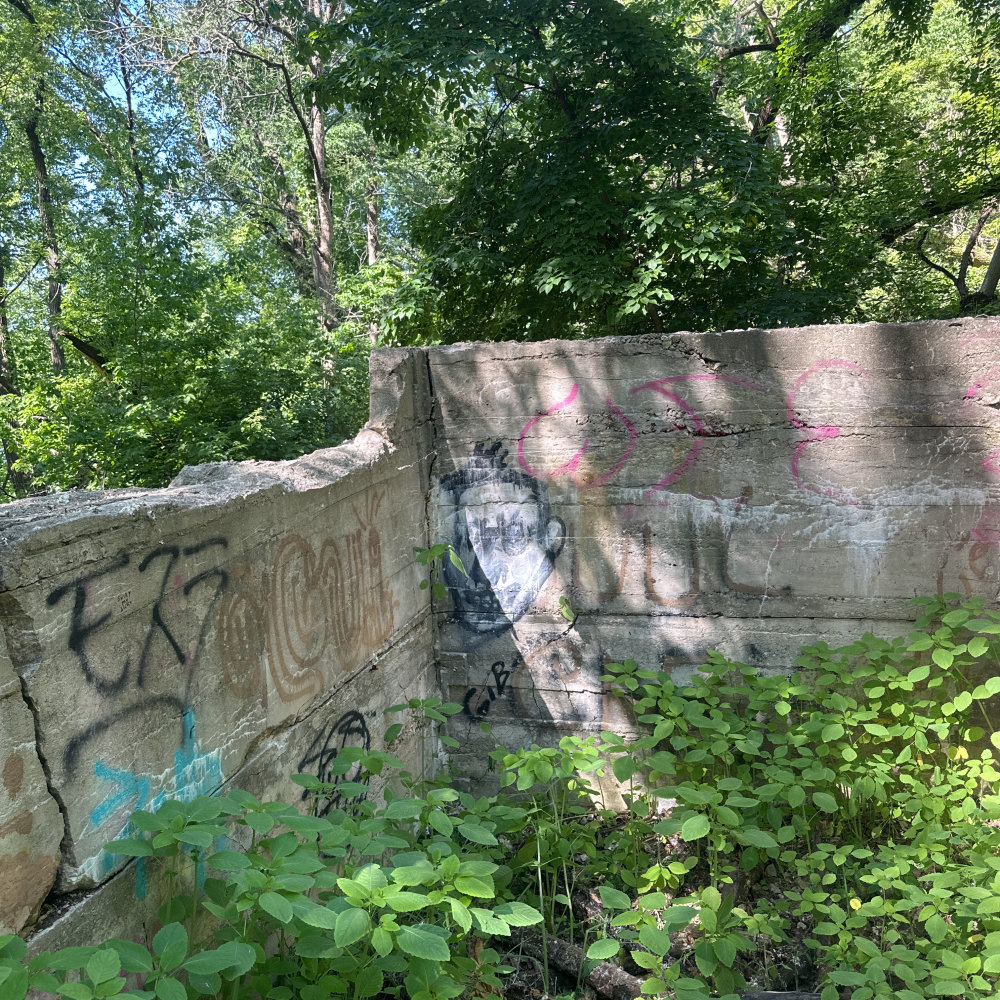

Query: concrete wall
left=429, top=320, right=1000, bottom=782
left=0, top=348, right=437, bottom=946
left=4, top=317, right=1000, bottom=947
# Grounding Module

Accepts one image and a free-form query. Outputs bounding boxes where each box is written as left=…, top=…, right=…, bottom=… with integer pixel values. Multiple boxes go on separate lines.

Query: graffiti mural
left=47, top=539, right=228, bottom=703
left=40, top=537, right=233, bottom=887
left=439, top=442, right=565, bottom=634
left=218, top=491, right=398, bottom=703
left=48, top=538, right=230, bottom=783
left=89, top=709, right=223, bottom=897
left=462, top=659, right=516, bottom=719
left=515, top=362, right=877, bottom=503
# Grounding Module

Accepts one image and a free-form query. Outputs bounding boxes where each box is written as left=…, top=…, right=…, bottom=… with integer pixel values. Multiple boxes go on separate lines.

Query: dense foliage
left=7, top=594, right=1000, bottom=999
left=2, top=0, right=999, bottom=496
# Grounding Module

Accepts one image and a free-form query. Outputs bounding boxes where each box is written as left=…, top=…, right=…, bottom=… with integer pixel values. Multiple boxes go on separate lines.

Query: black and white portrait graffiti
left=297, top=710, right=372, bottom=817
left=439, top=442, right=565, bottom=634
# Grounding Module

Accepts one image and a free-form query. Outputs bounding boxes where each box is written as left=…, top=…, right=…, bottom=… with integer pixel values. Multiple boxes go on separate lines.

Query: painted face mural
left=440, top=443, right=565, bottom=633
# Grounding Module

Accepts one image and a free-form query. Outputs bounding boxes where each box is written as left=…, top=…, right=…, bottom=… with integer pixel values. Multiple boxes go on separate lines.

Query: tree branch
left=4, top=0, right=36, bottom=24
left=721, top=42, right=778, bottom=60
left=915, top=227, right=960, bottom=289
left=957, top=203, right=994, bottom=294
left=881, top=180, right=1000, bottom=245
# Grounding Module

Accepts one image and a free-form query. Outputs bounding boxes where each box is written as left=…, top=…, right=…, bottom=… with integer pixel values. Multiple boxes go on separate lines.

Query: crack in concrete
left=15, top=670, right=74, bottom=876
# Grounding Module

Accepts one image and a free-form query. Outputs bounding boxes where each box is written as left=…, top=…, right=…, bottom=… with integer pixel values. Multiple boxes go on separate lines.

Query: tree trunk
left=307, top=98, right=339, bottom=332
left=23, top=85, right=66, bottom=371
left=365, top=176, right=381, bottom=343
left=306, top=0, right=339, bottom=331
left=366, top=177, right=379, bottom=267
left=0, top=254, right=30, bottom=498
left=975, top=237, right=1000, bottom=303
left=0, top=254, right=13, bottom=384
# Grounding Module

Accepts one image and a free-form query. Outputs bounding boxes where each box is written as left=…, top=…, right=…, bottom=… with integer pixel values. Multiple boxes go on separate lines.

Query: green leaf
left=587, top=939, right=620, bottom=961
left=680, top=814, right=710, bottom=841
left=154, top=978, right=186, bottom=1000
left=457, top=822, right=498, bottom=845
left=207, top=851, right=251, bottom=871
left=471, top=908, right=510, bottom=935
left=259, top=892, right=293, bottom=924
left=152, top=924, right=187, bottom=972
left=828, top=969, right=868, bottom=986
left=812, top=792, right=838, bottom=813
left=244, top=812, right=275, bottom=835
left=370, top=927, right=394, bottom=958
left=296, top=901, right=339, bottom=929
left=453, top=875, right=494, bottom=897
left=384, top=798, right=424, bottom=819
left=713, top=936, right=737, bottom=968
left=86, top=949, right=121, bottom=985
left=598, top=885, right=632, bottom=910
left=57, top=985, right=93, bottom=1000
left=105, top=941, right=152, bottom=975
left=932, top=647, right=954, bottom=669
left=639, top=978, right=668, bottom=994
left=356, top=966, right=383, bottom=998
left=47, top=948, right=97, bottom=971
left=176, top=828, right=215, bottom=848
left=428, top=810, right=453, bottom=836
left=613, top=756, right=637, bottom=782
left=739, top=828, right=778, bottom=849
left=660, top=905, right=698, bottom=933
left=129, top=811, right=162, bottom=832
left=449, top=898, right=473, bottom=933
left=638, top=925, right=671, bottom=958
left=968, top=636, right=989, bottom=657
left=215, top=942, right=256, bottom=977
left=494, top=902, right=543, bottom=926
left=925, top=912, right=948, bottom=943
left=387, top=891, right=430, bottom=912
left=335, top=907, right=372, bottom=948
left=930, top=982, right=967, bottom=995
left=353, top=864, right=389, bottom=892
left=396, top=924, right=452, bottom=962
left=104, top=838, right=153, bottom=858
left=694, top=939, right=717, bottom=977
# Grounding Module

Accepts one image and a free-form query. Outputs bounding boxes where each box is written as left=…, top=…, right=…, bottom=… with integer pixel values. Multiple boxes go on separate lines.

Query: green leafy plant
left=413, top=545, right=466, bottom=602
left=12, top=593, right=1000, bottom=1000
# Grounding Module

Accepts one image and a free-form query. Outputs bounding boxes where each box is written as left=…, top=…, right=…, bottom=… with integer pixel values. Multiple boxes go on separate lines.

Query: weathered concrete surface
left=26, top=615, right=438, bottom=955
left=428, top=319, right=1000, bottom=768
left=0, top=627, right=62, bottom=934
left=1, top=348, right=436, bottom=938
left=6, top=319, right=1000, bottom=947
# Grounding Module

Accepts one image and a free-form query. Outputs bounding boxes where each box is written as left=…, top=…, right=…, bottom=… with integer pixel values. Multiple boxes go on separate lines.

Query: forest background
left=1, top=0, right=998, bottom=500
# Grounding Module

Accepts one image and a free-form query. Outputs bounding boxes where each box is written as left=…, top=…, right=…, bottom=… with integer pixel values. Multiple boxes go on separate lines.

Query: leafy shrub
left=7, top=595, right=1000, bottom=1000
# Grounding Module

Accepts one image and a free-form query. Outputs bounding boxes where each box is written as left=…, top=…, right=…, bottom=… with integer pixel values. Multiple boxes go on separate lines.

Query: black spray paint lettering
left=297, top=710, right=373, bottom=817
left=463, top=658, right=517, bottom=718
left=134, top=540, right=229, bottom=687
left=47, top=538, right=228, bottom=698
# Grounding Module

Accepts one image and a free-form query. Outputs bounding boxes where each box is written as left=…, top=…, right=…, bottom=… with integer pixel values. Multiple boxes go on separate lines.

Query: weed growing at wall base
left=7, top=593, right=1000, bottom=1000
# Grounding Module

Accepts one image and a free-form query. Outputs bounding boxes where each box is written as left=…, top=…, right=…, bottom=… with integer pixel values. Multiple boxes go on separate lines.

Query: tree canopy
left=1, top=0, right=999, bottom=497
